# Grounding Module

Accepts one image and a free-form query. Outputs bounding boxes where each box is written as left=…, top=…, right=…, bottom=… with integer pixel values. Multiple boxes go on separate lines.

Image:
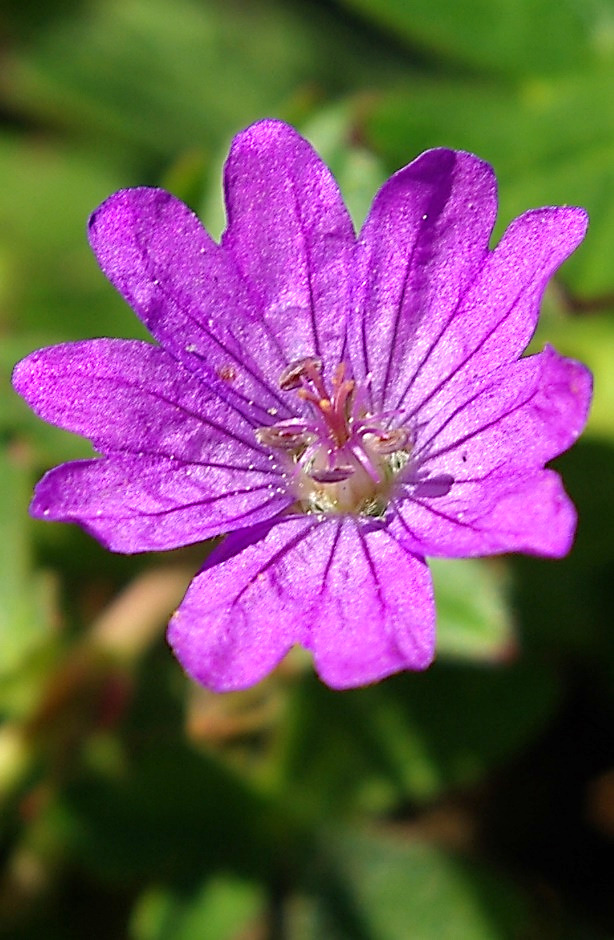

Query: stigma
left=256, top=357, right=411, bottom=517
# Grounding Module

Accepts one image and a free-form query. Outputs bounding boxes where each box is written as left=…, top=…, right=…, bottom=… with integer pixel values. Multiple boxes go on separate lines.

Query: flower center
left=256, top=357, right=411, bottom=516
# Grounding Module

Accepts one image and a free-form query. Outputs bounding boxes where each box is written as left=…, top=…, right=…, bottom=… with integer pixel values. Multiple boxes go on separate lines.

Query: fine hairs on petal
left=12, top=118, right=592, bottom=692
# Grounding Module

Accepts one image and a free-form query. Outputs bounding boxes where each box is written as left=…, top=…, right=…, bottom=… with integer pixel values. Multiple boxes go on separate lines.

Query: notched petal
left=30, top=456, right=291, bottom=553
left=351, top=147, right=497, bottom=412
left=222, top=119, right=355, bottom=365
left=168, top=517, right=435, bottom=692
left=87, top=186, right=290, bottom=423
left=279, top=356, right=323, bottom=391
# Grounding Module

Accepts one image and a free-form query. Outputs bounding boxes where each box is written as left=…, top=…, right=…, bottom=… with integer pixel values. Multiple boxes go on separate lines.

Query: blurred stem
left=90, top=561, right=195, bottom=662
left=0, top=562, right=195, bottom=812
left=269, top=876, right=288, bottom=940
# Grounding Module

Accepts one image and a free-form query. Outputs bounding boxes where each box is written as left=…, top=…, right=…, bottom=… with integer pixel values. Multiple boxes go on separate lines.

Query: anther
left=279, top=356, right=322, bottom=391
left=256, top=425, right=309, bottom=450
left=371, top=428, right=409, bottom=454
left=256, top=356, right=413, bottom=517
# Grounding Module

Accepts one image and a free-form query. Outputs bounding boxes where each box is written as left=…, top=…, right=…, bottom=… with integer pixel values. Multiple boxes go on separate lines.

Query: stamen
left=334, top=379, right=355, bottom=422
left=279, top=356, right=322, bottom=391
left=370, top=428, right=409, bottom=454
left=350, top=441, right=383, bottom=485
left=257, top=358, right=413, bottom=516
left=297, top=387, right=320, bottom=405
left=332, top=362, right=346, bottom=387
left=256, top=424, right=311, bottom=450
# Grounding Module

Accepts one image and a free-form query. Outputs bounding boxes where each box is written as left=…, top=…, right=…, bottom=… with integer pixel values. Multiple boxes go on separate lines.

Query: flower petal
left=168, top=520, right=307, bottom=692
left=414, top=346, right=592, bottom=478
left=87, top=187, right=290, bottom=425
left=222, top=119, right=355, bottom=369
left=350, top=148, right=497, bottom=411
left=307, top=519, right=435, bottom=689
left=31, top=456, right=290, bottom=553
left=396, top=206, right=588, bottom=417
left=168, top=516, right=434, bottom=692
left=13, top=339, right=276, bottom=466
left=392, top=468, right=577, bottom=559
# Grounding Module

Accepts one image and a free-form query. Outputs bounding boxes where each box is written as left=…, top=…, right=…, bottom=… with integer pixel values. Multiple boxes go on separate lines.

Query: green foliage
left=340, top=0, right=598, bottom=75
left=1, top=0, right=613, bottom=937
left=0, top=448, right=55, bottom=690
left=132, top=877, right=265, bottom=940
left=364, top=67, right=614, bottom=295
left=281, top=661, right=560, bottom=815
left=304, top=828, right=531, bottom=939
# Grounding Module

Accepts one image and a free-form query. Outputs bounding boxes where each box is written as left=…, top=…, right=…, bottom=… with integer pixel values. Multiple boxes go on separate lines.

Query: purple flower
left=13, top=120, right=591, bottom=691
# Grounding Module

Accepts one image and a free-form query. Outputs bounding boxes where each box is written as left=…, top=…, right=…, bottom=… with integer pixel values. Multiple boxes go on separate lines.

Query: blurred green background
left=1, top=0, right=613, bottom=937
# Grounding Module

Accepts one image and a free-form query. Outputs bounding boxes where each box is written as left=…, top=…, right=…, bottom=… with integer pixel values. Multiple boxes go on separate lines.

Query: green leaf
left=365, top=66, right=614, bottom=295
left=431, top=558, right=514, bottom=663
left=0, top=445, right=56, bottom=692
left=0, top=133, right=142, bottom=342
left=59, top=739, right=280, bottom=884
left=339, top=0, right=598, bottom=77
left=282, top=660, right=561, bottom=812
left=3, top=0, right=409, bottom=166
left=131, top=877, right=265, bottom=940
left=307, top=827, right=532, bottom=939
left=510, top=440, right=614, bottom=702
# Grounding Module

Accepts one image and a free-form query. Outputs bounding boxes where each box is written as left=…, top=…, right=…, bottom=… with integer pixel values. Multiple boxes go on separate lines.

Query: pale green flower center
left=256, top=357, right=411, bottom=517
